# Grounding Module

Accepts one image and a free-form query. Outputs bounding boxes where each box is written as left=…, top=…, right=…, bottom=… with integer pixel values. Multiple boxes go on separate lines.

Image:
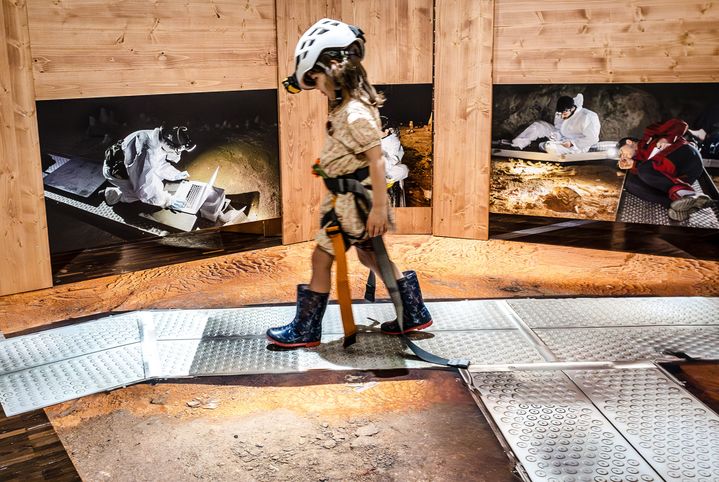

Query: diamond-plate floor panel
left=151, top=300, right=519, bottom=340
left=568, top=368, right=719, bottom=482
left=617, top=182, right=719, bottom=229
left=155, top=330, right=544, bottom=377
left=535, top=326, right=719, bottom=362
left=0, top=344, right=144, bottom=416
left=469, top=371, right=661, bottom=482
left=352, top=300, right=519, bottom=331
left=0, top=313, right=140, bottom=375
left=508, top=297, right=719, bottom=328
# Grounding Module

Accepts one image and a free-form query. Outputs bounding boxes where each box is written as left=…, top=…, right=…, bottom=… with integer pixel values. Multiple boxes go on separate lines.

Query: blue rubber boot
left=266, top=285, right=329, bottom=347
left=380, top=271, right=433, bottom=335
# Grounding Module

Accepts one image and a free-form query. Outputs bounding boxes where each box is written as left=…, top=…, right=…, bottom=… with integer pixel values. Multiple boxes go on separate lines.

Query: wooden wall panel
left=493, top=0, right=719, bottom=84
left=278, top=1, right=434, bottom=244
left=393, top=207, right=432, bottom=234
left=276, top=0, right=328, bottom=244
left=0, top=0, right=52, bottom=296
left=328, top=0, right=434, bottom=84
left=433, top=0, right=494, bottom=240
left=28, top=0, right=278, bottom=99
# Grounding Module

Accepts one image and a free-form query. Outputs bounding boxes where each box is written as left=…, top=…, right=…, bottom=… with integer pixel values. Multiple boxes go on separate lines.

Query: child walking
left=267, top=18, right=434, bottom=348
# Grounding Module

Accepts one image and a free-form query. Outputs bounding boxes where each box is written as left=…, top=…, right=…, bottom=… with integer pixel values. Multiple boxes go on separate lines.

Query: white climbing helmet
left=285, top=18, right=365, bottom=92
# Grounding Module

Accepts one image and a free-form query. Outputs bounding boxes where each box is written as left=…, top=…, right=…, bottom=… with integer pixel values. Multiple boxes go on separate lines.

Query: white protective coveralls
left=381, top=130, right=409, bottom=207
left=381, top=131, right=409, bottom=184
left=102, top=128, right=235, bottom=223
left=511, top=94, right=601, bottom=155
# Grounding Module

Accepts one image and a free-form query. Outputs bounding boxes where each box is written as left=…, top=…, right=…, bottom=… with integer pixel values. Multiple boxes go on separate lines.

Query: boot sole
left=381, top=320, right=433, bottom=335
left=266, top=336, right=321, bottom=348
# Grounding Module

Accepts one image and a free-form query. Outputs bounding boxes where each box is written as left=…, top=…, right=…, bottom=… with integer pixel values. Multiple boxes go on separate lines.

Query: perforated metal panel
left=568, top=368, right=719, bottom=482
left=535, top=326, right=719, bottom=362
left=508, top=297, right=719, bottom=328
left=352, top=300, right=519, bottom=331
left=151, top=299, right=518, bottom=341
left=0, top=344, right=144, bottom=416
left=155, top=330, right=544, bottom=377
left=617, top=186, right=719, bottom=229
left=0, top=314, right=140, bottom=375
left=470, top=371, right=661, bottom=482
left=152, top=307, right=299, bottom=339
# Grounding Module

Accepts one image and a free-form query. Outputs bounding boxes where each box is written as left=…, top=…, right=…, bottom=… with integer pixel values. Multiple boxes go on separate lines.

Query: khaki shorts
left=315, top=191, right=394, bottom=256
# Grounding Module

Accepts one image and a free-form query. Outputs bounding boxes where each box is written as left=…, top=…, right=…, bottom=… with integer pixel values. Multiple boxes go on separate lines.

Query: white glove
left=169, top=196, right=187, bottom=211
left=180, top=171, right=190, bottom=180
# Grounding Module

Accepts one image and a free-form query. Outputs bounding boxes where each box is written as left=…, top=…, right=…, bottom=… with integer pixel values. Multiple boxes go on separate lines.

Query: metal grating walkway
left=617, top=181, right=719, bottom=229
left=1, top=296, right=718, bottom=481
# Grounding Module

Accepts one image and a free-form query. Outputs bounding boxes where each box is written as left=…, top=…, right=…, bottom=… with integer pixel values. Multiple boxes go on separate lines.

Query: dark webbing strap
left=370, top=237, right=469, bottom=369
left=364, top=271, right=376, bottom=302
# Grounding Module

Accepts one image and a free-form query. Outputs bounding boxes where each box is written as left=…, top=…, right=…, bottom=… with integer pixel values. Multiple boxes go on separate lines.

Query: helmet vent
left=316, top=28, right=329, bottom=35
left=308, top=39, right=315, bottom=46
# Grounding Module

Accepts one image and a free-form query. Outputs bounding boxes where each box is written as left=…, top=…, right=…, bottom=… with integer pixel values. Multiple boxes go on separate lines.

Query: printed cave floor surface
left=490, top=158, right=625, bottom=222
left=45, top=370, right=515, bottom=482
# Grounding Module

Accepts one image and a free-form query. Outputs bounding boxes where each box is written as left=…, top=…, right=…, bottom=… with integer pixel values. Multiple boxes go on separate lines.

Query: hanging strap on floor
left=370, top=236, right=469, bottom=369
left=326, top=223, right=357, bottom=348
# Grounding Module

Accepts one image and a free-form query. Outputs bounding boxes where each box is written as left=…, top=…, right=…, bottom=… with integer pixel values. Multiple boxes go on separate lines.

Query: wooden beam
left=276, top=0, right=328, bottom=244
left=28, top=0, right=278, bottom=99
left=0, top=0, right=52, bottom=295
left=433, top=0, right=494, bottom=239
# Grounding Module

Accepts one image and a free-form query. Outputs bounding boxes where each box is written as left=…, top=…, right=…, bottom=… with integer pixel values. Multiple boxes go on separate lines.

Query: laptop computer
left=172, top=167, right=219, bottom=215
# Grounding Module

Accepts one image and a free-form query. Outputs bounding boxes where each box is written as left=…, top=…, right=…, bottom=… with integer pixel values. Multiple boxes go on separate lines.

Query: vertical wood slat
left=393, top=207, right=432, bottom=234
left=326, top=0, right=434, bottom=235
left=278, top=1, right=435, bottom=244
left=0, top=0, right=52, bottom=296
left=433, top=0, right=494, bottom=240
left=276, top=0, right=328, bottom=244
left=328, top=0, right=434, bottom=84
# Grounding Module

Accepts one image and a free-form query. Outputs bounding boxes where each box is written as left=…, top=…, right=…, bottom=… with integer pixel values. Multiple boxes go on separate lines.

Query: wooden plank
left=393, top=207, right=432, bottom=234
left=0, top=0, right=53, bottom=296
left=276, top=0, right=328, bottom=244
left=34, top=65, right=277, bottom=100
left=493, top=0, right=719, bottom=84
left=28, top=0, right=278, bottom=99
left=433, top=0, right=494, bottom=240
left=328, top=0, right=434, bottom=84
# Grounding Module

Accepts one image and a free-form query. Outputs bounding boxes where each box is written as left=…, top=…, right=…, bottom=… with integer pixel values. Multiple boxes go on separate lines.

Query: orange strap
left=326, top=225, right=357, bottom=347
